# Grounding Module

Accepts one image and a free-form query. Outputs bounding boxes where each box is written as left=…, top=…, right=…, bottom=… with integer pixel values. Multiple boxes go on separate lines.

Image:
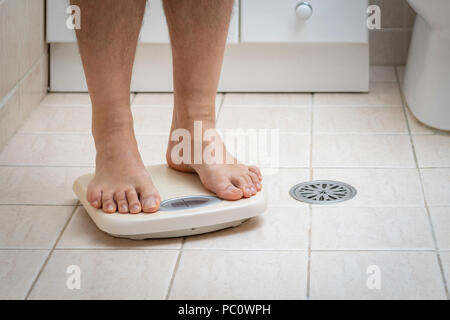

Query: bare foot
left=166, top=117, right=262, bottom=201
left=88, top=114, right=160, bottom=214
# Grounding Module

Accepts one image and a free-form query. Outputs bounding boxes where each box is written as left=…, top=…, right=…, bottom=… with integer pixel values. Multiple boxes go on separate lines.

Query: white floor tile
left=132, top=106, right=172, bottom=134
left=370, top=66, right=397, bottom=82
left=0, top=134, right=95, bottom=166
left=40, top=93, right=134, bottom=106
left=169, top=251, right=308, bottom=299
left=413, top=135, right=450, bottom=168
left=223, top=93, right=311, bottom=107
left=277, top=134, right=310, bottom=168
left=133, top=93, right=222, bottom=107
left=0, top=166, right=89, bottom=205
left=311, top=207, right=434, bottom=250
left=0, top=250, right=48, bottom=300
left=184, top=207, right=309, bottom=250
left=40, top=93, right=92, bottom=106
left=218, top=106, right=310, bottom=133
left=132, top=93, right=174, bottom=106
left=225, top=133, right=309, bottom=169
left=133, top=93, right=222, bottom=119
left=314, top=83, right=402, bottom=107
left=429, top=207, right=450, bottom=250
left=57, top=207, right=182, bottom=249
left=314, top=107, right=407, bottom=133
left=28, top=249, right=178, bottom=299
left=421, top=168, right=450, bottom=206
left=313, top=135, right=415, bottom=168
left=19, top=105, right=175, bottom=134
left=0, top=133, right=169, bottom=167
left=137, top=134, right=169, bottom=166
left=312, top=169, right=424, bottom=207
left=440, top=252, right=450, bottom=288
left=310, top=252, right=446, bottom=300
left=263, top=168, right=309, bottom=206
left=396, top=66, right=405, bottom=84
left=406, top=107, right=434, bottom=134
left=19, top=105, right=91, bottom=133
left=0, top=206, right=73, bottom=249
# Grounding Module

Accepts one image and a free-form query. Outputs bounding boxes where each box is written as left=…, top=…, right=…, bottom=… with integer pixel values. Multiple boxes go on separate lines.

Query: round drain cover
left=289, top=180, right=357, bottom=205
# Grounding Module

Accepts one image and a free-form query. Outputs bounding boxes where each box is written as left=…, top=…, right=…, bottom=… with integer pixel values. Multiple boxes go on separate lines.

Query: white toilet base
left=404, top=16, right=450, bottom=131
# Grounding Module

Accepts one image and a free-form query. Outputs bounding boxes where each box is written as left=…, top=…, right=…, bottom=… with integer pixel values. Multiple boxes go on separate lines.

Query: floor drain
left=289, top=180, right=357, bottom=205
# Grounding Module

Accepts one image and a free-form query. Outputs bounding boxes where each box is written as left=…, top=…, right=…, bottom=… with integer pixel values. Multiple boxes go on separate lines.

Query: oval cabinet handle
left=295, top=2, right=313, bottom=20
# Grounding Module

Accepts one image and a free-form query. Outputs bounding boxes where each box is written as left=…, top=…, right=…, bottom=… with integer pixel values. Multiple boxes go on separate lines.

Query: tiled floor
left=0, top=66, right=449, bottom=300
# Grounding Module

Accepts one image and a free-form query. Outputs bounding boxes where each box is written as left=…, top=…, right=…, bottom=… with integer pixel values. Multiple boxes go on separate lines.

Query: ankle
left=92, top=107, right=134, bottom=136
left=172, top=100, right=216, bottom=129
left=172, top=111, right=215, bottom=131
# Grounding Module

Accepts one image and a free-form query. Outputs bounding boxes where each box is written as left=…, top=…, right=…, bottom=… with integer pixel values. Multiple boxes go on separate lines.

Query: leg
left=72, top=0, right=160, bottom=213
left=164, top=0, right=262, bottom=200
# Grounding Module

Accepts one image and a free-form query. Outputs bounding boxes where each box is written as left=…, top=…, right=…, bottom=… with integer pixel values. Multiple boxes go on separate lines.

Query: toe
left=249, top=172, right=262, bottom=191
left=243, top=175, right=257, bottom=195
left=86, top=186, right=102, bottom=209
left=139, top=187, right=160, bottom=213
left=214, top=182, right=244, bottom=200
left=126, top=189, right=142, bottom=214
left=231, top=176, right=253, bottom=198
left=102, top=190, right=116, bottom=213
left=115, top=191, right=129, bottom=214
left=249, top=166, right=263, bottom=181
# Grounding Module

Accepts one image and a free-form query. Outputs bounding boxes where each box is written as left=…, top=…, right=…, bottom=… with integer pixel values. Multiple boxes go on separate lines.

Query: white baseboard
left=50, top=43, right=369, bottom=92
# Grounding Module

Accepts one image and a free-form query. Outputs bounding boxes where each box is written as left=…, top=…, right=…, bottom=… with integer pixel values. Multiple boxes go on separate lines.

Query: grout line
left=24, top=203, right=79, bottom=300
left=164, top=237, right=185, bottom=300
left=395, top=67, right=450, bottom=300
left=305, top=93, right=314, bottom=300
left=0, top=203, right=77, bottom=207
left=10, top=131, right=430, bottom=136
left=16, top=247, right=445, bottom=253
left=216, top=93, right=226, bottom=121
left=130, top=93, right=137, bottom=105
left=0, top=56, right=44, bottom=110
left=1, top=163, right=449, bottom=170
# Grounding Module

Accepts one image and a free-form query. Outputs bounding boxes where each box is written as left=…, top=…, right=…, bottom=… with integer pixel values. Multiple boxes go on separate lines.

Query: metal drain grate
left=289, top=180, right=357, bottom=205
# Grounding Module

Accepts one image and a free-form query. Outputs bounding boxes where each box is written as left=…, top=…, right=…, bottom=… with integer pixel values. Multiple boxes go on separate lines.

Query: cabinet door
left=240, top=0, right=368, bottom=43
left=47, top=0, right=239, bottom=43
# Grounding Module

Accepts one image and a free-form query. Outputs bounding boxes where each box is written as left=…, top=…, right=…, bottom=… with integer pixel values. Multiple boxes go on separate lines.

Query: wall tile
left=369, top=0, right=404, bottom=28
left=368, top=0, right=415, bottom=65
left=17, top=0, right=46, bottom=79
left=0, top=0, right=21, bottom=98
left=370, top=29, right=408, bottom=65
left=0, top=0, right=48, bottom=152
left=0, top=88, right=21, bottom=150
left=19, top=56, right=46, bottom=121
left=403, top=2, right=417, bottom=28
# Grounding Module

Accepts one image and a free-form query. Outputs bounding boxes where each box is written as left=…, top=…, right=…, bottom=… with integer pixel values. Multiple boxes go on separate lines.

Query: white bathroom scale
left=73, top=164, right=267, bottom=239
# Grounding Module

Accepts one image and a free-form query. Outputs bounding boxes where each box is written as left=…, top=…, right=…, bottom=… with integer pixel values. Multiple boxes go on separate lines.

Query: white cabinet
left=241, top=0, right=368, bottom=43
left=47, top=0, right=369, bottom=92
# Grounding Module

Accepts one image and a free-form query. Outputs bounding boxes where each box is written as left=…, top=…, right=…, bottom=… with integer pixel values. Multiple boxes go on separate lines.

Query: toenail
left=92, top=200, right=98, bottom=207
left=132, top=204, right=140, bottom=212
left=120, top=205, right=128, bottom=211
left=145, top=198, right=157, bottom=208
left=105, top=204, right=114, bottom=211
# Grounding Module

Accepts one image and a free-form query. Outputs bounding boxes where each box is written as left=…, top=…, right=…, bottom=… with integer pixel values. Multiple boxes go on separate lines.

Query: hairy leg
left=164, top=0, right=262, bottom=200
left=72, top=0, right=160, bottom=213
